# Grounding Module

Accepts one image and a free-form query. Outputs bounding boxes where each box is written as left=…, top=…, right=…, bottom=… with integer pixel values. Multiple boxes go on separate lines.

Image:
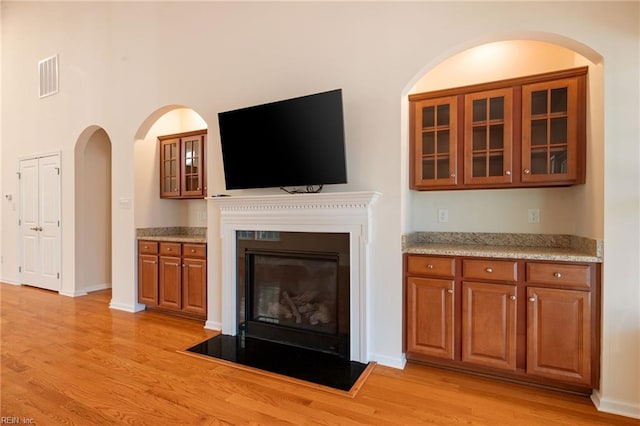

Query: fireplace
left=209, top=191, right=380, bottom=363
left=237, top=232, right=350, bottom=358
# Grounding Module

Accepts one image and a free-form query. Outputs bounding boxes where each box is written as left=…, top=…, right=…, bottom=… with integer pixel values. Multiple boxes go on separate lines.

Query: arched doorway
left=75, top=126, right=112, bottom=295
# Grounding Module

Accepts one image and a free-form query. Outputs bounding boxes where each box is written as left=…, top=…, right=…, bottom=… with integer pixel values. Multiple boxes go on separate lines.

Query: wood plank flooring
left=1, top=283, right=635, bottom=425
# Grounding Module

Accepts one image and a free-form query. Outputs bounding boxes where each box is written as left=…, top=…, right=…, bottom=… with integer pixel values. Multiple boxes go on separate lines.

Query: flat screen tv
left=217, top=89, right=347, bottom=191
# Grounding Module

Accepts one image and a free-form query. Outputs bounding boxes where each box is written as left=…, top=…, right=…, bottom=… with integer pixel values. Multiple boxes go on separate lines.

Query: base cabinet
left=526, top=286, right=592, bottom=385
left=138, top=240, right=207, bottom=320
left=404, top=253, right=600, bottom=393
left=462, top=281, right=517, bottom=371
left=406, top=277, right=455, bottom=360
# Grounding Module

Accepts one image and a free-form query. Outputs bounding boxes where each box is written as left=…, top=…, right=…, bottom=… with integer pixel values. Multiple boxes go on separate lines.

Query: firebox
left=237, top=231, right=350, bottom=359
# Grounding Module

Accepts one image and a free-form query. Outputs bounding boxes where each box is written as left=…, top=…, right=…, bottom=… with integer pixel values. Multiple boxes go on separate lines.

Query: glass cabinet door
left=413, top=96, right=458, bottom=187
left=522, top=77, right=578, bottom=183
left=180, top=134, right=205, bottom=197
left=160, top=139, right=180, bottom=197
left=464, top=88, right=513, bottom=185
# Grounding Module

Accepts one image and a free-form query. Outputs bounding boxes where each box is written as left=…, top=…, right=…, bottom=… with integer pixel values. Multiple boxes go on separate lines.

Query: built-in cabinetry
left=404, top=253, right=600, bottom=393
left=138, top=240, right=207, bottom=319
left=159, top=129, right=207, bottom=199
left=409, top=67, right=587, bottom=190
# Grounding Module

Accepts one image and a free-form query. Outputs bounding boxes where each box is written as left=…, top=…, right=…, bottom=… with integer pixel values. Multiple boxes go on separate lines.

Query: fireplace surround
left=209, top=191, right=380, bottom=362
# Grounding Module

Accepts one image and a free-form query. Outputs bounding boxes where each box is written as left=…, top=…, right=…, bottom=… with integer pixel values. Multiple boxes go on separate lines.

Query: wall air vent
left=38, top=54, right=59, bottom=98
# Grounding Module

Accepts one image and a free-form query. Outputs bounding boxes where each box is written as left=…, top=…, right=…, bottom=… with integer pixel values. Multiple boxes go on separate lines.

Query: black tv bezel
left=217, top=89, right=347, bottom=191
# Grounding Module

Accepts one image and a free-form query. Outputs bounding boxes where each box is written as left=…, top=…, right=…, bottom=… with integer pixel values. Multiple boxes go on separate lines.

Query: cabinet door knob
left=505, top=170, right=511, bottom=176
left=510, top=295, right=516, bottom=301
left=447, top=289, right=453, bottom=294
left=523, top=169, right=531, bottom=174
left=450, top=173, right=456, bottom=178
left=553, top=272, right=562, bottom=278
left=529, top=297, right=536, bottom=302
left=427, top=264, right=434, bottom=269
left=485, top=267, right=493, bottom=273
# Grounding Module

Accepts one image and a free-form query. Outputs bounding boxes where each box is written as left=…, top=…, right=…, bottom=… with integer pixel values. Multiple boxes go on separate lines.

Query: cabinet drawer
left=138, top=241, right=158, bottom=255
left=183, top=243, right=206, bottom=259
left=160, top=242, right=182, bottom=256
left=462, top=259, right=517, bottom=282
left=526, top=262, right=591, bottom=289
left=406, top=255, right=455, bottom=278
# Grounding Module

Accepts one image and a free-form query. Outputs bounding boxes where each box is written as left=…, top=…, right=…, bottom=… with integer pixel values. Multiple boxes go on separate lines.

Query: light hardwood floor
left=1, top=283, right=635, bottom=425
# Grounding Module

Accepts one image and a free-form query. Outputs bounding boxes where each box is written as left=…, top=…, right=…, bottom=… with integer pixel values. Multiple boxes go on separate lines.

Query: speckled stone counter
left=403, top=232, right=603, bottom=263
left=136, top=227, right=207, bottom=244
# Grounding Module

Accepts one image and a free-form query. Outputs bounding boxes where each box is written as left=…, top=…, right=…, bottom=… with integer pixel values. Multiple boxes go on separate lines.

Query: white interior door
left=20, top=154, right=61, bottom=291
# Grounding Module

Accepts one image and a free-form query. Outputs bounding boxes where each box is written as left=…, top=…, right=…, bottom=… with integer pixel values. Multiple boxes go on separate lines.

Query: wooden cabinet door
left=160, top=138, right=180, bottom=198
left=462, top=281, right=517, bottom=371
left=138, top=254, right=158, bottom=306
left=406, top=276, right=455, bottom=360
left=182, top=257, right=207, bottom=317
left=159, top=256, right=182, bottom=311
left=521, top=77, right=581, bottom=184
left=180, top=134, right=206, bottom=198
left=410, top=96, right=458, bottom=189
left=526, top=287, right=591, bottom=385
left=464, top=88, right=513, bottom=185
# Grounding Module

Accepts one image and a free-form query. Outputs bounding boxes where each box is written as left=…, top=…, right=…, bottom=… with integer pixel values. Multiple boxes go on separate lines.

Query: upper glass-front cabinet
left=464, top=88, right=513, bottom=185
left=409, top=67, right=586, bottom=191
left=412, top=96, right=458, bottom=188
left=159, top=130, right=207, bottom=199
left=522, top=77, right=579, bottom=183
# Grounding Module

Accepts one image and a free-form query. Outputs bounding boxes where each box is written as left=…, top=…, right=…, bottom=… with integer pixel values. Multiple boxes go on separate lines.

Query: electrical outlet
left=528, top=208, right=540, bottom=224
left=438, top=208, right=449, bottom=223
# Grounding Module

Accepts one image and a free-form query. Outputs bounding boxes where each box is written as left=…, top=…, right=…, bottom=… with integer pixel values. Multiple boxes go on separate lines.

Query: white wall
left=1, top=1, right=638, bottom=418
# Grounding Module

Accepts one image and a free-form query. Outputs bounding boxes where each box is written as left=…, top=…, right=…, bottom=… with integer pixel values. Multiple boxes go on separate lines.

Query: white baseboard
left=84, top=283, right=111, bottom=293
left=369, top=352, right=406, bottom=369
left=204, top=320, right=222, bottom=331
left=592, top=389, right=640, bottom=419
left=60, top=289, right=88, bottom=297
left=1, top=279, right=21, bottom=286
left=109, top=300, right=146, bottom=313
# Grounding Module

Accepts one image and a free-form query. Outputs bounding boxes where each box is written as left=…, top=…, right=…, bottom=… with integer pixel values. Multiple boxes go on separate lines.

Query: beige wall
left=1, top=2, right=638, bottom=418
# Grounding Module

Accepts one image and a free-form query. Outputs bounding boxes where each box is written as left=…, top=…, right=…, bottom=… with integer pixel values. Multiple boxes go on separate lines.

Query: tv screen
left=218, top=89, right=347, bottom=191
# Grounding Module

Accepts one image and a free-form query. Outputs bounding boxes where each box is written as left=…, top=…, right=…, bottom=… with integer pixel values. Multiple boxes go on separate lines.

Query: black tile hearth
left=186, top=335, right=369, bottom=392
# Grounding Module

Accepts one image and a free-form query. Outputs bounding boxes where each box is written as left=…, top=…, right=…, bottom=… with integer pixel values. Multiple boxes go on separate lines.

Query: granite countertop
left=403, top=232, right=603, bottom=263
left=136, top=227, right=207, bottom=244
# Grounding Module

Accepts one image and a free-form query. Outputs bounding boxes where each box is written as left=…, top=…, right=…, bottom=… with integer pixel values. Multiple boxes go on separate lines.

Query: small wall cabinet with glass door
left=159, top=129, right=207, bottom=199
left=410, top=96, right=459, bottom=189
left=409, top=67, right=587, bottom=191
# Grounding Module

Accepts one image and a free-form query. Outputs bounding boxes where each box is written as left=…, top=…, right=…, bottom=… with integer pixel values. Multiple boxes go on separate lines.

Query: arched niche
left=133, top=106, right=209, bottom=230
left=401, top=37, right=603, bottom=240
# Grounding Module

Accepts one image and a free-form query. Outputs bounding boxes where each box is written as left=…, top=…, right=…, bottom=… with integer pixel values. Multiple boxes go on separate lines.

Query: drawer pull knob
left=485, top=267, right=493, bottom=273
left=447, top=289, right=453, bottom=294
left=427, top=264, right=434, bottom=269
left=144, top=245, right=148, bottom=249
left=191, top=249, right=196, bottom=253
left=529, top=297, right=536, bottom=302
left=554, top=272, right=562, bottom=278
left=510, top=295, right=516, bottom=301
left=167, top=248, right=172, bottom=251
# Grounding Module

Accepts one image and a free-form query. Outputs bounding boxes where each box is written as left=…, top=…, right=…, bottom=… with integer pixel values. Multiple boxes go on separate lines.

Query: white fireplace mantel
left=209, top=191, right=381, bottom=363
